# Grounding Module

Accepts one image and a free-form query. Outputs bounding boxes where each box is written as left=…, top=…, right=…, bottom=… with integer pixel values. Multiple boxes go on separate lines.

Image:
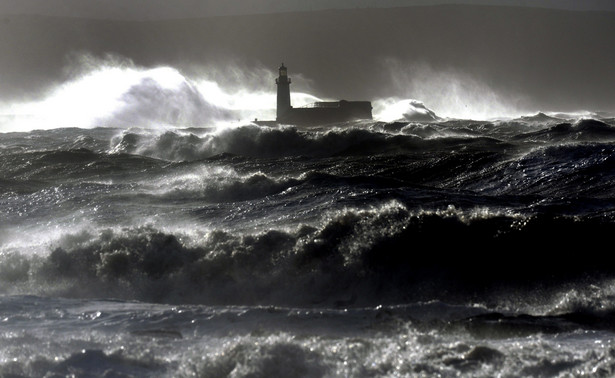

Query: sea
left=1, top=65, right=615, bottom=377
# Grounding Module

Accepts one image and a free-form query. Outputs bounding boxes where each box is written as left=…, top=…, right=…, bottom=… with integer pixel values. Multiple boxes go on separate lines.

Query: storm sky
left=0, top=1, right=613, bottom=118
left=0, top=0, right=614, bottom=19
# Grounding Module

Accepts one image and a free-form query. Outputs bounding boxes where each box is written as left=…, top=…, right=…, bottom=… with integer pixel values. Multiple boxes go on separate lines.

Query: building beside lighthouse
left=275, top=64, right=372, bottom=125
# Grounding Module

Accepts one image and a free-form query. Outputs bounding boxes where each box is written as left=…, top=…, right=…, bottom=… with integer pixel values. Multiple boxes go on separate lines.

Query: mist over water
left=0, top=57, right=529, bottom=137
left=1, top=58, right=243, bottom=131
left=1, top=56, right=359, bottom=134
left=382, top=59, right=527, bottom=120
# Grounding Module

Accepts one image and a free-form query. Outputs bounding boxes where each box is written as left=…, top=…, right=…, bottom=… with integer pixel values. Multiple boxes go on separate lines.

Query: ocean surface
left=2, top=68, right=615, bottom=376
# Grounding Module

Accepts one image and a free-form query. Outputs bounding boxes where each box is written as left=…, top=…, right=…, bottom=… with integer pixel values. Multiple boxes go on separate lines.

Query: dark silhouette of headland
left=266, top=63, right=372, bottom=126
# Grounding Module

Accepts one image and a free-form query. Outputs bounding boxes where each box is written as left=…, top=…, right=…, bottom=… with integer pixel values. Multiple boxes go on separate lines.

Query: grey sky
left=0, top=0, right=614, bottom=20
left=0, top=2, right=613, bottom=116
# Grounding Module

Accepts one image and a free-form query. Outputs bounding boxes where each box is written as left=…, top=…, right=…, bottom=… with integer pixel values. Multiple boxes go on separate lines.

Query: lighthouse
left=276, top=63, right=291, bottom=121
left=271, top=63, right=372, bottom=126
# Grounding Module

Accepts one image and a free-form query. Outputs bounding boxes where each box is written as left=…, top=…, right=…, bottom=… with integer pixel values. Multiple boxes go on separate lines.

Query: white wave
left=373, top=98, right=441, bottom=122
left=0, top=65, right=233, bottom=132
left=544, top=110, right=609, bottom=120
left=380, top=58, right=528, bottom=120
left=0, top=54, right=347, bottom=133
left=0, top=56, right=299, bottom=132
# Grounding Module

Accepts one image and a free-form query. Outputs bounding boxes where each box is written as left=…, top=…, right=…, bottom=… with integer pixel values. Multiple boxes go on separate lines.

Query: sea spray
left=2, top=68, right=615, bottom=376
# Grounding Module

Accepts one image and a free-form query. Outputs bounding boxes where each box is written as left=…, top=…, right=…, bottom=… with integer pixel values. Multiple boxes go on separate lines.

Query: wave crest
left=374, top=99, right=441, bottom=122
left=101, top=69, right=232, bottom=127
left=4, top=204, right=615, bottom=306
left=110, top=125, right=425, bottom=160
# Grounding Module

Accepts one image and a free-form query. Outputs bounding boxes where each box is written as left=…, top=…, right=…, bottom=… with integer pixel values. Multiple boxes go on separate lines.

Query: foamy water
left=1, top=63, right=615, bottom=377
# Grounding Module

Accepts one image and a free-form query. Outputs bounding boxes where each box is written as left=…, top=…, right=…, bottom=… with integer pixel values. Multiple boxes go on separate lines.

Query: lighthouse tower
left=276, top=63, right=291, bottom=121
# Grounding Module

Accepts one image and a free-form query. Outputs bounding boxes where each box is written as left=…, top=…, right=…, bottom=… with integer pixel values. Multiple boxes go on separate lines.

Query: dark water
left=2, top=97, right=615, bottom=374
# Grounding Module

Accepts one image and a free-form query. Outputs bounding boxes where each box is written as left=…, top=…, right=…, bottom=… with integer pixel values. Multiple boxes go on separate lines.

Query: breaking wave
left=0, top=61, right=240, bottom=132
left=3, top=201, right=615, bottom=309
left=374, top=98, right=441, bottom=122
left=110, top=126, right=421, bottom=160
left=100, top=68, right=232, bottom=127
left=108, top=124, right=511, bottom=161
